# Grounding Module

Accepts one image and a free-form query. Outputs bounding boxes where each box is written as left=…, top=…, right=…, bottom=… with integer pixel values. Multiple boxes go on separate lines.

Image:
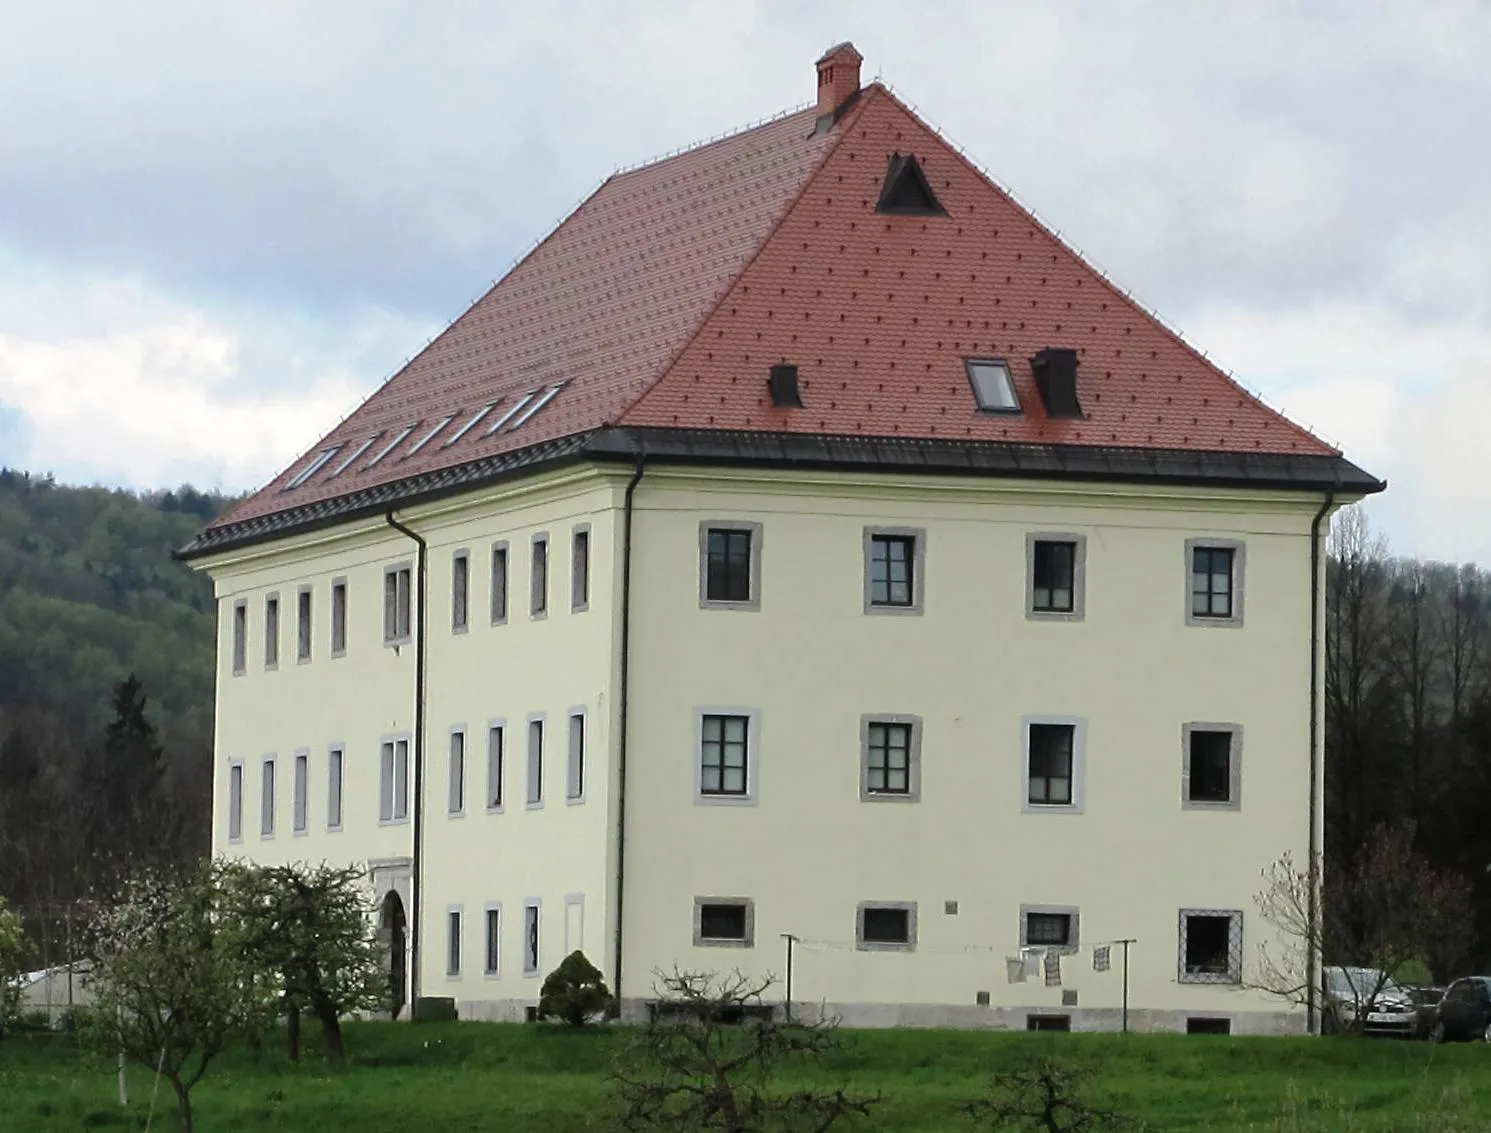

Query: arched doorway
left=378, top=891, right=408, bottom=1020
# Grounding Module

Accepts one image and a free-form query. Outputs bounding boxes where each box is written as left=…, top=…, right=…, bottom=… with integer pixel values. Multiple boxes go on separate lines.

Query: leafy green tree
left=0, top=896, right=26, bottom=1040
left=538, top=949, right=613, bottom=1026
left=228, top=862, right=387, bottom=1065
left=84, top=860, right=277, bottom=1133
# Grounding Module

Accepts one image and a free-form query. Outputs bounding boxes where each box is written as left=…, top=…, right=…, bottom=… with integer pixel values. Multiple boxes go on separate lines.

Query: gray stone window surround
left=1025, top=532, right=1087, bottom=622
left=231, top=599, right=247, bottom=676
left=566, top=706, right=587, bottom=806
left=485, top=718, right=506, bottom=813
left=326, top=742, right=345, bottom=832
left=525, top=713, right=545, bottom=810
left=329, top=577, right=348, bottom=658
left=227, top=758, right=244, bottom=843
left=490, top=540, right=510, bottom=625
left=1020, top=715, right=1088, bottom=814
left=693, top=707, right=762, bottom=807
left=1019, top=903, right=1081, bottom=955
left=378, top=731, right=412, bottom=826
left=862, top=526, right=927, bottom=615
left=1185, top=538, right=1246, bottom=628
left=451, top=548, right=471, bottom=634
left=291, top=747, right=310, bottom=837
left=263, top=592, right=280, bottom=670
left=698, top=520, right=764, bottom=611
left=859, top=713, right=923, bottom=802
left=1181, top=722, right=1243, bottom=811
left=1178, top=908, right=1244, bottom=984
left=856, top=900, right=918, bottom=951
left=693, top=896, right=755, bottom=948
left=383, top=560, right=414, bottom=646
left=482, top=901, right=503, bottom=978
left=571, top=523, right=591, bottom=613
left=296, top=584, right=313, bottom=664
left=522, top=898, right=542, bottom=977
left=260, top=753, right=276, bottom=839
left=446, top=904, right=463, bottom=979
left=447, top=724, right=467, bottom=817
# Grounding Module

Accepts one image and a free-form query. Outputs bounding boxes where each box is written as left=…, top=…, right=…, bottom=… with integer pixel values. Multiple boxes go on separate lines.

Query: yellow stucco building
left=184, top=44, right=1382, bottom=1034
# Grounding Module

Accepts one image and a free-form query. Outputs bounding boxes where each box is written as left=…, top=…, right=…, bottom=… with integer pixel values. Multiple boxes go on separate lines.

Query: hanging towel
left=1044, top=950, right=1062, bottom=987
left=1006, top=956, right=1027, bottom=984
left=1023, top=950, right=1042, bottom=979
left=1092, top=945, right=1111, bottom=972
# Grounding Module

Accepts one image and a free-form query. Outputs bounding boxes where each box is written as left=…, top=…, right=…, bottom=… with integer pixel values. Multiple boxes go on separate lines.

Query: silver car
left=1322, top=966, right=1418, bottom=1036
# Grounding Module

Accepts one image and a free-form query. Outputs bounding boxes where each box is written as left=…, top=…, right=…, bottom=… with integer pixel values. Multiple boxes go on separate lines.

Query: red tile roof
left=213, top=80, right=1340, bottom=534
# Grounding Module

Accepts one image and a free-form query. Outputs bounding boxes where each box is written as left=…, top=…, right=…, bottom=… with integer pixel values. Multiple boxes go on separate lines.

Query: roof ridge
left=611, top=101, right=818, bottom=179
left=873, top=82, right=1340, bottom=457
left=616, top=87, right=881, bottom=430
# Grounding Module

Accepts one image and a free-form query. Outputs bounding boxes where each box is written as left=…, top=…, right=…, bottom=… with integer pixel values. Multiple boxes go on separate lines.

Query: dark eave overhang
left=178, top=426, right=1386, bottom=561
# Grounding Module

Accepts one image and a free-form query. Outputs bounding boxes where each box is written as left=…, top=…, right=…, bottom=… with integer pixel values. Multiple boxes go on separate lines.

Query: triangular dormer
left=876, top=152, right=945, bottom=216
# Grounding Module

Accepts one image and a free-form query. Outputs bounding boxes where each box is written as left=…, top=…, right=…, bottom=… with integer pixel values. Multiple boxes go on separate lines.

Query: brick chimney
left=815, top=42, right=862, bottom=126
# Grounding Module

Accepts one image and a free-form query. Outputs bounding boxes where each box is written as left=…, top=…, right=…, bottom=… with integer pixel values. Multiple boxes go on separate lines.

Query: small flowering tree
left=84, top=860, right=277, bottom=1133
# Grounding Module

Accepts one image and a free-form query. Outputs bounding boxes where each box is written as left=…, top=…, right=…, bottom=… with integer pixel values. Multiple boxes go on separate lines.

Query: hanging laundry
left=1092, top=945, right=1111, bottom=972
left=1023, top=950, right=1042, bottom=979
left=1006, top=956, right=1027, bottom=984
left=1044, top=950, right=1062, bottom=987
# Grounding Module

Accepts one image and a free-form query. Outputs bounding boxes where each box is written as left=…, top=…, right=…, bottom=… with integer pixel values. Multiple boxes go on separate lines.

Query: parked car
left=1430, top=976, right=1491, bottom=1042
left=1321, top=966, right=1417, bottom=1036
left=1403, top=985, right=1446, bottom=1040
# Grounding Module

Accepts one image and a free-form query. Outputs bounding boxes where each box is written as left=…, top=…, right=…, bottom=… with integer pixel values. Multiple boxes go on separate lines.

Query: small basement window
left=857, top=902, right=916, bottom=950
left=1023, top=911, right=1075, bottom=949
left=1187, top=1017, right=1232, bottom=1035
left=1026, top=1015, right=1071, bottom=1032
left=965, top=358, right=1020, bottom=412
left=695, top=899, right=753, bottom=947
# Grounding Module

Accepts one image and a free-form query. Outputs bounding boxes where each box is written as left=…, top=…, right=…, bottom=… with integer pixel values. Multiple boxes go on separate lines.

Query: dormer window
left=876, top=153, right=946, bottom=216
left=965, top=359, right=1020, bottom=413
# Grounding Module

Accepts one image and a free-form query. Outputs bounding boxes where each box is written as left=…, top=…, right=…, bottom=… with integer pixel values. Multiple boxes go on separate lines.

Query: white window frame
left=296, top=585, right=313, bottom=664
left=260, top=754, right=276, bottom=838
left=694, top=708, right=761, bottom=807
left=530, top=533, right=549, bottom=619
left=227, top=759, right=244, bottom=843
left=379, top=735, right=411, bottom=824
left=327, top=743, right=344, bottom=832
left=292, top=748, right=309, bottom=835
left=263, top=593, right=280, bottom=670
left=451, top=549, right=470, bottom=634
left=230, top=599, right=247, bottom=676
left=383, top=562, right=413, bottom=646
left=485, top=720, right=506, bottom=813
left=330, top=578, right=348, bottom=657
left=446, top=905, right=463, bottom=978
left=566, top=708, right=586, bottom=805
left=1020, top=715, right=1087, bottom=814
left=490, top=541, right=510, bottom=625
left=523, top=899, right=541, bottom=977
left=571, top=524, right=591, bottom=613
left=483, top=902, right=502, bottom=978
left=448, top=725, right=467, bottom=816
left=526, top=715, right=545, bottom=809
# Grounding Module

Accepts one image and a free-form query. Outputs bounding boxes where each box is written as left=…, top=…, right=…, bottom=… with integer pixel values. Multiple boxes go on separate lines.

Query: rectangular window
left=566, top=712, right=585, bottom=802
left=704, top=526, right=754, bottom=605
left=1179, top=910, right=1243, bottom=984
left=571, top=527, right=590, bottom=612
left=484, top=906, right=501, bottom=975
left=260, top=757, right=276, bottom=837
left=384, top=565, right=412, bottom=644
left=490, top=542, right=509, bottom=624
left=486, top=724, right=505, bottom=810
left=380, top=738, right=410, bottom=822
left=531, top=535, right=548, bottom=617
left=264, top=595, right=280, bottom=668
left=1031, top=539, right=1077, bottom=614
left=1027, top=724, right=1075, bottom=806
left=448, top=728, right=466, bottom=815
left=965, top=357, right=1020, bottom=412
left=523, top=902, right=540, bottom=975
left=452, top=551, right=469, bottom=632
left=330, top=580, right=347, bottom=656
left=865, top=720, right=914, bottom=796
left=700, top=714, right=749, bottom=797
left=327, top=745, right=344, bottom=830
left=1027, top=1015, right=1071, bottom=1032
left=863, top=527, right=925, bottom=614
left=447, top=908, right=462, bottom=977
left=526, top=719, right=544, bottom=807
left=1191, top=546, right=1234, bottom=619
left=1184, top=726, right=1241, bottom=808
left=1187, top=1017, right=1232, bottom=1035
left=694, top=898, right=754, bottom=947
left=231, top=601, right=247, bottom=675
left=297, top=588, right=312, bottom=662
left=857, top=902, right=916, bottom=950
left=1022, top=908, right=1078, bottom=949
left=292, top=751, right=308, bottom=834
left=227, top=762, right=243, bottom=842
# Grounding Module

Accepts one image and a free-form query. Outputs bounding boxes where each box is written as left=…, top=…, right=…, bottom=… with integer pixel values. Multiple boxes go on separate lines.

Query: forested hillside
left=0, top=470, right=236, bottom=953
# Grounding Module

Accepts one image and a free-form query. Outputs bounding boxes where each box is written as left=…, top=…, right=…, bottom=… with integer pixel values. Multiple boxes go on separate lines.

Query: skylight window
left=965, top=358, right=1020, bottom=413
left=483, top=392, right=536, bottom=436
left=445, top=404, right=496, bottom=447
left=407, top=414, right=456, bottom=458
left=327, top=435, right=379, bottom=479
left=506, top=384, right=565, bottom=432
left=366, top=425, right=415, bottom=470
left=285, top=446, right=342, bottom=490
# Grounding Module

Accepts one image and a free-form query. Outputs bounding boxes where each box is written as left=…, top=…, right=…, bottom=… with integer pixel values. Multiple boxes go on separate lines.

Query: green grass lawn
left=1, top=1022, right=1489, bottom=1131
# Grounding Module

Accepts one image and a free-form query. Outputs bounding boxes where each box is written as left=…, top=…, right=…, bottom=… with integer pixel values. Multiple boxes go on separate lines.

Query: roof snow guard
left=192, top=40, right=1381, bottom=557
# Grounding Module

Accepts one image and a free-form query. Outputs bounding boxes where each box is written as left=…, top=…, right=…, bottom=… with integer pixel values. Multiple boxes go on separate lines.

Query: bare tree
left=610, top=969, right=880, bottom=1132
left=961, top=1055, right=1139, bottom=1131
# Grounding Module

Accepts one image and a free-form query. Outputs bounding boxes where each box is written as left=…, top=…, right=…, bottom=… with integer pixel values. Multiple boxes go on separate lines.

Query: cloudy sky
left=1, top=0, right=1486, bottom=563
